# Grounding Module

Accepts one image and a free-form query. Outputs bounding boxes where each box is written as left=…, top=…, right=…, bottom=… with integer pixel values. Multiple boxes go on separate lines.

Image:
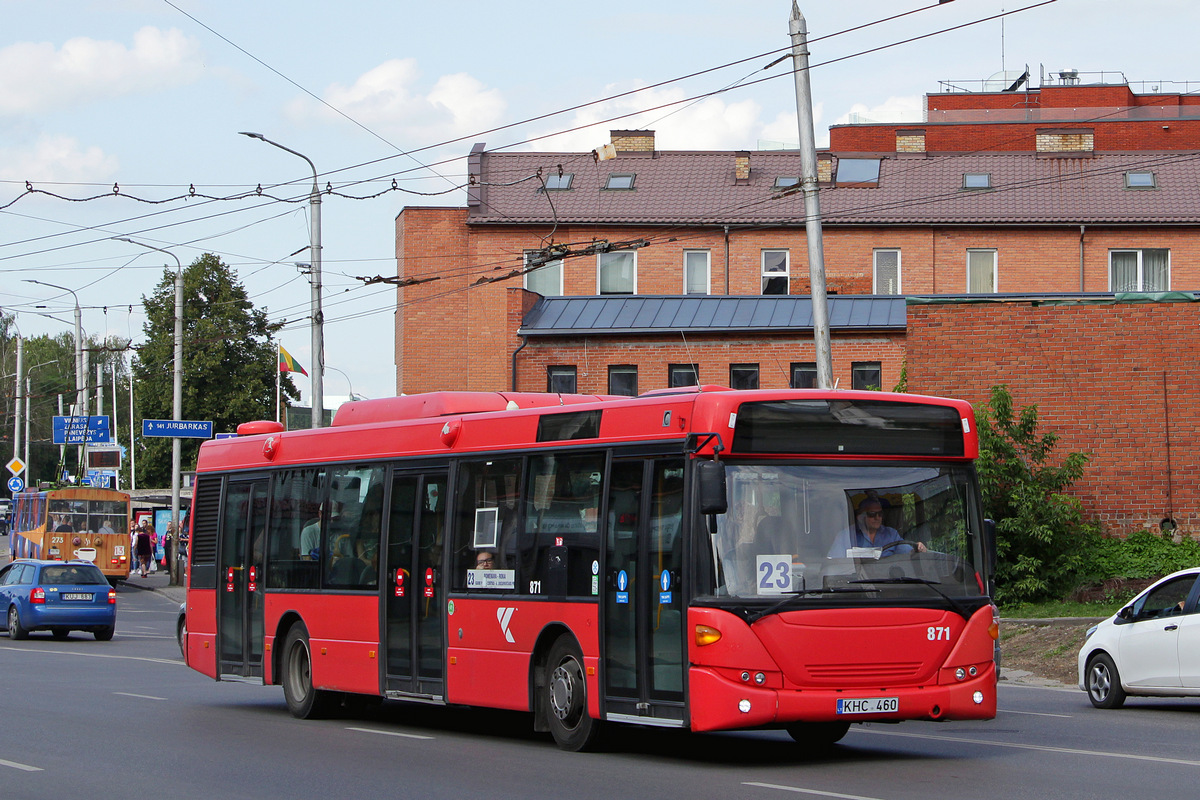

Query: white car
left=1078, top=567, right=1200, bottom=708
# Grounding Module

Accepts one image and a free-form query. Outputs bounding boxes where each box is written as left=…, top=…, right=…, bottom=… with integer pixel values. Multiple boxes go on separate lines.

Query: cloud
left=0, top=27, right=204, bottom=115
left=289, top=58, right=506, bottom=144
left=832, top=95, right=923, bottom=127
left=526, top=84, right=764, bottom=152
left=0, top=135, right=119, bottom=182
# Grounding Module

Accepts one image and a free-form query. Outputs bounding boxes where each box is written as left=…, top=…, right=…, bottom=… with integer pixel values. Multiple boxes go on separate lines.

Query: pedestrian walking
left=135, top=521, right=154, bottom=577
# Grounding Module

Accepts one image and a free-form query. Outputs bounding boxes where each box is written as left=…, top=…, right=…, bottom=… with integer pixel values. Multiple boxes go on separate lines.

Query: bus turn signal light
left=695, top=624, right=722, bottom=646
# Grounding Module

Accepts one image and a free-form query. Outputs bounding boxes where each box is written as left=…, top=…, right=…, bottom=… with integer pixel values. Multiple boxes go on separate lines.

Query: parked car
left=0, top=559, right=117, bottom=641
left=1078, top=567, right=1200, bottom=708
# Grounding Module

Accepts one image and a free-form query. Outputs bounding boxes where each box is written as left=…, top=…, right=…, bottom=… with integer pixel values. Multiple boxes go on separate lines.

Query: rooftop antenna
left=1001, top=9, right=1006, bottom=73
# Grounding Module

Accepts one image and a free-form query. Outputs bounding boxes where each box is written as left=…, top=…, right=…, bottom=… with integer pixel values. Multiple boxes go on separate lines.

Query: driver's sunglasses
left=864, top=511, right=883, bottom=518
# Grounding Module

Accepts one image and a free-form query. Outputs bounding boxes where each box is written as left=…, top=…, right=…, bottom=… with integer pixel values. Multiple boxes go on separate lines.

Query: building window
left=604, top=173, right=636, bottom=190
left=790, top=362, right=817, bottom=389
left=542, top=173, right=573, bottom=190
left=1110, top=249, right=1169, bottom=292
left=524, top=253, right=563, bottom=296
left=598, top=251, right=636, bottom=294
left=547, top=366, right=577, bottom=394
left=668, top=364, right=699, bottom=388
left=873, top=249, right=901, bottom=295
left=762, top=250, right=789, bottom=295
left=684, top=250, right=710, bottom=294
left=1124, top=171, right=1156, bottom=189
left=608, top=365, right=638, bottom=397
left=962, top=172, right=992, bottom=189
left=730, top=363, right=759, bottom=390
left=836, top=158, right=881, bottom=185
left=967, top=249, right=997, bottom=293
left=851, top=362, right=882, bottom=391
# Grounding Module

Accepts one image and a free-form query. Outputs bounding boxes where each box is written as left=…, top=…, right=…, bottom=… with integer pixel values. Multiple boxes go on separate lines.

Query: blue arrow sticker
left=616, top=570, right=628, bottom=591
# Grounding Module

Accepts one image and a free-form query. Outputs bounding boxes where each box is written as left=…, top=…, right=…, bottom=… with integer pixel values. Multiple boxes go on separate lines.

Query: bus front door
left=602, top=459, right=686, bottom=726
left=218, top=478, right=268, bottom=679
left=383, top=472, right=448, bottom=699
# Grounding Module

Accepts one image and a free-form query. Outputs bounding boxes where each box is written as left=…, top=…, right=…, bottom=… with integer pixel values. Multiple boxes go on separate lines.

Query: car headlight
left=1084, top=624, right=1098, bottom=639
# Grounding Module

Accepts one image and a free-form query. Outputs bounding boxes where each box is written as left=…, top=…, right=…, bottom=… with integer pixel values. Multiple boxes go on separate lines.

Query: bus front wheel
left=281, top=626, right=335, bottom=719
left=544, top=636, right=601, bottom=751
left=786, top=720, right=851, bottom=748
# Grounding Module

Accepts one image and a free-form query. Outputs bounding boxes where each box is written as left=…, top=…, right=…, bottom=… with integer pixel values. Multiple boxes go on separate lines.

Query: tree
left=976, top=385, right=1098, bottom=605
left=134, top=254, right=298, bottom=487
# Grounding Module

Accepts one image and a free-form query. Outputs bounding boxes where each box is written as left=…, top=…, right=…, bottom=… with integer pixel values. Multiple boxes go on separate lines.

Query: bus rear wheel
left=281, top=626, right=335, bottom=719
left=786, top=720, right=851, bottom=748
left=544, top=636, right=601, bottom=751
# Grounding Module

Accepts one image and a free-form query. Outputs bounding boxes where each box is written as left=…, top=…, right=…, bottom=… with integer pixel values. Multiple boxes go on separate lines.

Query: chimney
left=610, top=130, right=656, bottom=153
left=734, top=151, right=751, bottom=184
left=896, top=129, right=926, bottom=154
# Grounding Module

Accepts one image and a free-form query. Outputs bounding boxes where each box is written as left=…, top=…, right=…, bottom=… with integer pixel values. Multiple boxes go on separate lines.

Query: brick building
left=393, top=72, right=1200, bottom=535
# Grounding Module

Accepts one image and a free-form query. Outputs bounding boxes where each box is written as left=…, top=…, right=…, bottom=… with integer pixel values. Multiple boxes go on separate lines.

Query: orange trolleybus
left=182, top=387, right=998, bottom=750
left=10, top=487, right=133, bottom=585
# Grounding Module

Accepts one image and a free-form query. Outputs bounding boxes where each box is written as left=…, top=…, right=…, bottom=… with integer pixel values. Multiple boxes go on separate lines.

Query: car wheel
left=52, top=629, right=70, bottom=640
left=544, top=635, right=602, bottom=751
left=1086, top=653, right=1126, bottom=709
left=281, top=625, right=335, bottom=719
left=786, top=720, right=852, bottom=748
left=94, top=626, right=115, bottom=641
left=7, top=606, right=28, bottom=640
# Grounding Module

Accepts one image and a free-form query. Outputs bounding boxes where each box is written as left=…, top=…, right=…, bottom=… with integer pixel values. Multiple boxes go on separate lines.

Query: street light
left=24, top=360, right=58, bottom=479
left=325, top=365, right=367, bottom=403
left=115, top=237, right=184, bottom=585
left=239, top=131, right=325, bottom=428
left=24, top=279, right=85, bottom=474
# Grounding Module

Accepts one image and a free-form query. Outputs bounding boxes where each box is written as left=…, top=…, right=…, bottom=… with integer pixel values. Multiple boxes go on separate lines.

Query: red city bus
left=183, top=388, right=998, bottom=750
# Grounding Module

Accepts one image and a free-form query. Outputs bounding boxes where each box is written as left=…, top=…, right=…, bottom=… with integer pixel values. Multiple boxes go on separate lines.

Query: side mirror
left=696, top=460, right=728, bottom=516
left=1117, top=606, right=1133, bottom=622
left=983, top=518, right=997, bottom=574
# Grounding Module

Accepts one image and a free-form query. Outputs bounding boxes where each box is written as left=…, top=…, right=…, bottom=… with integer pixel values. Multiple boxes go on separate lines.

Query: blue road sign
left=52, top=415, right=112, bottom=444
left=142, top=419, right=214, bottom=439
left=214, top=432, right=238, bottom=440
left=7, top=476, right=23, bottom=493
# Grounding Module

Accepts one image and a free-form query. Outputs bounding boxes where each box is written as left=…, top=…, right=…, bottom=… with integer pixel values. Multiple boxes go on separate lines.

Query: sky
left=2, top=0, right=1197, bottom=409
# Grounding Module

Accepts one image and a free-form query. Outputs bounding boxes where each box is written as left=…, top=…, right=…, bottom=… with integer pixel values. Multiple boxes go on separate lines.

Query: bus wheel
left=7, top=606, right=28, bottom=640
left=281, top=626, right=334, bottom=719
left=786, top=721, right=851, bottom=748
left=544, top=636, right=601, bottom=751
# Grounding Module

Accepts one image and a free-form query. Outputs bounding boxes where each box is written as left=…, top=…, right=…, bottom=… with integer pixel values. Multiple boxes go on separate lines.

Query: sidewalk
left=119, top=567, right=186, bottom=603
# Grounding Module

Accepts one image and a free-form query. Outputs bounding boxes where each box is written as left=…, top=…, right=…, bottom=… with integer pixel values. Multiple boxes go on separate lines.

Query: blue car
left=0, top=559, right=117, bottom=641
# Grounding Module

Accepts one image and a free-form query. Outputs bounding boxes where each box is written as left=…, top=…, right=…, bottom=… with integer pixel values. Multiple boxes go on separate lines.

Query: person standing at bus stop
left=135, top=521, right=154, bottom=577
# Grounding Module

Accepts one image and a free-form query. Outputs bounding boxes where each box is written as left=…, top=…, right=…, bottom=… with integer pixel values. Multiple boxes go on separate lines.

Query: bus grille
left=806, top=662, right=925, bottom=681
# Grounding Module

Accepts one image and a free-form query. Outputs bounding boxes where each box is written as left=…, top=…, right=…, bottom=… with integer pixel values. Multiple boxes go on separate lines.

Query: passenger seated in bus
left=827, top=496, right=926, bottom=558
left=97, top=518, right=115, bottom=535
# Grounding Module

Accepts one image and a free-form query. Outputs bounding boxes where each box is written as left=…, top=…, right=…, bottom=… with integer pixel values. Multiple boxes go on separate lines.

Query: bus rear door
left=218, top=477, right=268, bottom=679
left=602, top=458, right=686, bottom=726
left=383, top=471, right=449, bottom=699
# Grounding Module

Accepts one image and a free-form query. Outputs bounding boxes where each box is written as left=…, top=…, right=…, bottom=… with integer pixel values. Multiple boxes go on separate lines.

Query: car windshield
left=698, top=463, right=983, bottom=602
left=40, top=565, right=107, bottom=586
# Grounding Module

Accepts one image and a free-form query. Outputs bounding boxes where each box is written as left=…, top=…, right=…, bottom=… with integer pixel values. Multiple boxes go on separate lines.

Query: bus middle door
left=218, top=478, right=268, bottom=679
left=602, top=459, right=686, bottom=726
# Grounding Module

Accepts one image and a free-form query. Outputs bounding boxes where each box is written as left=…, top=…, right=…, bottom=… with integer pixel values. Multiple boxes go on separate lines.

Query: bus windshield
left=699, top=463, right=983, bottom=603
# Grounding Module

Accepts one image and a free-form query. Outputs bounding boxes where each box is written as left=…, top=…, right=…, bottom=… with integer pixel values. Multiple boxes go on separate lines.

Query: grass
left=1000, top=598, right=1127, bottom=618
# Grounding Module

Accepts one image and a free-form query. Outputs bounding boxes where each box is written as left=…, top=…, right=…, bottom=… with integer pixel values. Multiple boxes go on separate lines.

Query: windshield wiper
left=848, top=576, right=968, bottom=617
left=745, top=586, right=873, bottom=623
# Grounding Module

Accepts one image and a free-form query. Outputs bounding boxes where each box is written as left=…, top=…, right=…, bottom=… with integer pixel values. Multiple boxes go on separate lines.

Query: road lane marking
left=998, top=709, right=1073, bottom=718
left=744, top=782, right=882, bottom=800
left=0, top=758, right=43, bottom=772
left=855, top=727, right=1200, bottom=767
left=346, top=727, right=434, bottom=740
left=114, top=691, right=167, bottom=701
left=0, top=644, right=181, bottom=666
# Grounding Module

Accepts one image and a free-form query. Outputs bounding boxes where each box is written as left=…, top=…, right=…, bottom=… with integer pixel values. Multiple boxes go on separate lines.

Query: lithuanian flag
left=278, top=345, right=308, bottom=376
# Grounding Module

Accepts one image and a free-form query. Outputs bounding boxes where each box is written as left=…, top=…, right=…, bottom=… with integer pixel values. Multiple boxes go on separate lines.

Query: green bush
left=1080, top=531, right=1200, bottom=583
left=976, top=386, right=1100, bottom=605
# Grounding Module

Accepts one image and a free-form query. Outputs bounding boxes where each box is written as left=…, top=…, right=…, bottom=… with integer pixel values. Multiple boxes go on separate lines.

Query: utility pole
left=13, top=334, right=22, bottom=463
left=790, top=2, right=834, bottom=389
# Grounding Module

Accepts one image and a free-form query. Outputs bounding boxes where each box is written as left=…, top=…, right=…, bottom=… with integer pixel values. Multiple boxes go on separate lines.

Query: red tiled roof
left=468, top=148, right=1200, bottom=226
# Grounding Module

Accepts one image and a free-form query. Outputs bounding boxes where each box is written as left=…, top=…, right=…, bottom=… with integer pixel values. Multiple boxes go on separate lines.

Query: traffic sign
left=7, top=476, right=24, bottom=493
left=142, top=419, right=214, bottom=439
left=52, top=415, right=112, bottom=444
left=6, top=457, right=23, bottom=476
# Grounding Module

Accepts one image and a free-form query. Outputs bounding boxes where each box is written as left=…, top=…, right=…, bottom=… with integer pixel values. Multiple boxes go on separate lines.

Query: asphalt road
left=0, top=580, right=1198, bottom=800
